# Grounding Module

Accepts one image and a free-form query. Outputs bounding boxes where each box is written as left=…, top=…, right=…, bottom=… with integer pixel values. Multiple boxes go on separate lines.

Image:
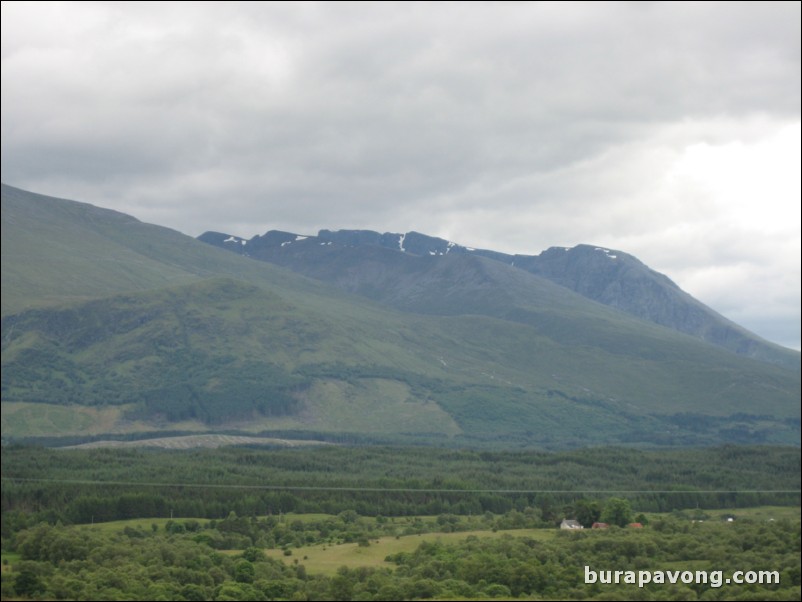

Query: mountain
left=198, top=228, right=798, bottom=369
left=2, top=184, right=799, bottom=448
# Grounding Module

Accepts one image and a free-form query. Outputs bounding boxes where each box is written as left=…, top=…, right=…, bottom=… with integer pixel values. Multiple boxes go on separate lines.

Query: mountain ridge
left=198, top=227, right=797, bottom=369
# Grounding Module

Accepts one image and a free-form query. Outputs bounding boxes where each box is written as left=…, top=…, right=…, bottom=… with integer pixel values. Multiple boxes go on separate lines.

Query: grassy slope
left=1, top=184, right=339, bottom=316
left=2, top=184, right=198, bottom=313
left=2, top=184, right=800, bottom=446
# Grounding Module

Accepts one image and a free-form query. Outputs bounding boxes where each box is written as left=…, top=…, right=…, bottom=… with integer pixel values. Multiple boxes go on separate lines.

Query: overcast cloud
left=2, top=1, right=800, bottom=349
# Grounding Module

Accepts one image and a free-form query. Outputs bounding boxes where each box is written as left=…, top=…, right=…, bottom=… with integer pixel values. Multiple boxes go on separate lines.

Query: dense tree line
left=2, top=445, right=799, bottom=534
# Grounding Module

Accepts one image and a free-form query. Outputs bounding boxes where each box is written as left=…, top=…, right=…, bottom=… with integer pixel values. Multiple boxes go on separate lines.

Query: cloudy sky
left=2, top=1, right=800, bottom=350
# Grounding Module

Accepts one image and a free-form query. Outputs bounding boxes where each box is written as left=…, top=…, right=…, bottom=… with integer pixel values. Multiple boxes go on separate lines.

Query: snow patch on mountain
left=595, top=247, right=617, bottom=260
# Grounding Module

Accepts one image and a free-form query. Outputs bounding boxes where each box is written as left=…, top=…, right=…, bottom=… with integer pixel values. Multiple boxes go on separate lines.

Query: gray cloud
left=2, top=1, right=800, bottom=349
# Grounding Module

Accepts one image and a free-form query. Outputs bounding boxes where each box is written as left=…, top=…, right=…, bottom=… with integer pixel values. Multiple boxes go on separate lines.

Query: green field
left=1, top=553, right=21, bottom=573
left=261, top=528, right=556, bottom=576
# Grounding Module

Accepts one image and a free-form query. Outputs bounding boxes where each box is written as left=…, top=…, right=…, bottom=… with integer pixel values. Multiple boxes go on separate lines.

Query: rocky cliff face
left=518, top=244, right=784, bottom=362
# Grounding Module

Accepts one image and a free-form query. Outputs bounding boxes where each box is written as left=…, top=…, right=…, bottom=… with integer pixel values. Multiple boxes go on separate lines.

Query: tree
left=14, top=565, right=44, bottom=598
left=574, top=499, right=602, bottom=528
left=216, top=582, right=260, bottom=601
left=234, top=560, right=255, bottom=583
left=600, top=497, right=632, bottom=527
left=329, top=573, right=355, bottom=601
left=241, top=547, right=265, bottom=562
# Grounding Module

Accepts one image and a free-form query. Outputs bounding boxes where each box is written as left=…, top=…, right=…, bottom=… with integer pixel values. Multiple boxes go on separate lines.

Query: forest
left=1, top=444, right=799, bottom=600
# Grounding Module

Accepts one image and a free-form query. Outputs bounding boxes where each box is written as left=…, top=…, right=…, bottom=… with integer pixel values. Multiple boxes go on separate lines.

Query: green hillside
left=1, top=184, right=329, bottom=315
left=1, top=184, right=799, bottom=447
